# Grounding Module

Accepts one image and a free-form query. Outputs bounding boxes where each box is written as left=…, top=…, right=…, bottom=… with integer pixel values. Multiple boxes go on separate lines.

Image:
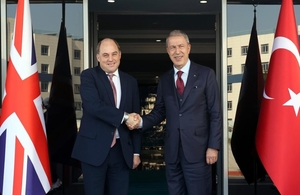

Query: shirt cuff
left=121, top=112, right=128, bottom=124
left=133, top=153, right=140, bottom=156
left=139, top=118, right=143, bottom=128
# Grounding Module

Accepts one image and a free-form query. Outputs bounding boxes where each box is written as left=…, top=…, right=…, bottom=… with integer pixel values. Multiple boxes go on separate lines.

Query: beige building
left=8, top=17, right=296, bottom=130
left=7, top=17, right=84, bottom=119
left=227, top=29, right=279, bottom=137
left=226, top=26, right=300, bottom=136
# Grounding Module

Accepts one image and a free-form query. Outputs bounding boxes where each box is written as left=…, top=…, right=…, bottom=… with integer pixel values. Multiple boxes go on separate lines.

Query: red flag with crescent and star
left=0, top=0, right=52, bottom=194
left=256, top=0, right=300, bottom=194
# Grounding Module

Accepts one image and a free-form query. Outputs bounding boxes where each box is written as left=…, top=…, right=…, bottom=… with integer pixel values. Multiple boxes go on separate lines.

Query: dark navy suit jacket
left=72, top=66, right=141, bottom=168
left=142, top=62, right=222, bottom=164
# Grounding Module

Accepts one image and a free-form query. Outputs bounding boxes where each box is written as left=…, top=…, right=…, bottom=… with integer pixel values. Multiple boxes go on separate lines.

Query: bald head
left=97, top=38, right=121, bottom=54
left=96, top=38, right=122, bottom=73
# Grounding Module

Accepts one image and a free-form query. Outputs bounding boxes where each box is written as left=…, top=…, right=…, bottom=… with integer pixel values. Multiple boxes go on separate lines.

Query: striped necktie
left=107, top=73, right=117, bottom=147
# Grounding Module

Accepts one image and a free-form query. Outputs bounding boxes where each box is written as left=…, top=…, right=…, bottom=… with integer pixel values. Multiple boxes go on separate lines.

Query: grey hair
left=166, top=30, right=190, bottom=48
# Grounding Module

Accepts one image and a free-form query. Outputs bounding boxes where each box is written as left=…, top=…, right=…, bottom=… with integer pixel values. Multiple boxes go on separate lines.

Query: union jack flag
left=0, top=0, right=52, bottom=194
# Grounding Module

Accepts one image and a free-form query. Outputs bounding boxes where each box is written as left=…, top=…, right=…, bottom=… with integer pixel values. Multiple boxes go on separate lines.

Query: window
left=74, top=84, right=80, bottom=94
left=228, top=101, right=232, bottom=110
left=227, top=48, right=232, bottom=57
left=241, top=64, right=245, bottom=73
left=41, top=82, right=49, bottom=92
left=228, top=118, right=233, bottom=126
left=74, top=67, right=81, bottom=76
left=228, top=118, right=233, bottom=133
left=261, top=44, right=269, bottom=54
left=41, top=64, right=49, bottom=74
left=227, top=83, right=232, bottom=93
left=262, top=62, right=269, bottom=73
left=74, top=50, right=81, bottom=60
left=227, top=65, right=232, bottom=75
left=75, top=102, right=82, bottom=111
left=241, top=46, right=248, bottom=55
left=41, top=45, right=49, bottom=56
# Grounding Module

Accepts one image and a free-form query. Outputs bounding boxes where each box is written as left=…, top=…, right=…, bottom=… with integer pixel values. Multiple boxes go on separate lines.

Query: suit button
left=179, top=114, right=182, bottom=116
left=179, top=99, right=182, bottom=101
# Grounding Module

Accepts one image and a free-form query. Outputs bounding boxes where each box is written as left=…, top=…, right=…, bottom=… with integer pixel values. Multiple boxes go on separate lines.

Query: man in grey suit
left=72, top=38, right=141, bottom=195
left=128, top=30, right=222, bottom=195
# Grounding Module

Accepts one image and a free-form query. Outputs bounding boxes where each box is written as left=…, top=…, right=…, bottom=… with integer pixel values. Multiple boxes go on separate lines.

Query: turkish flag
left=256, top=0, right=300, bottom=194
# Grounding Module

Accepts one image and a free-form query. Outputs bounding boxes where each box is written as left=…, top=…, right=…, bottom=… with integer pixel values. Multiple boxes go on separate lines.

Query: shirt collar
left=173, top=59, right=190, bottom=75
left=106, top=69, right=119, bottom=78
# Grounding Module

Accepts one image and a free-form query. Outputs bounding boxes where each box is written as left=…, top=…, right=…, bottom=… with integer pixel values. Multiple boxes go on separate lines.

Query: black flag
left=230, top=16, right=266, bottom=184
left=45, top=21, right=78, bottom=166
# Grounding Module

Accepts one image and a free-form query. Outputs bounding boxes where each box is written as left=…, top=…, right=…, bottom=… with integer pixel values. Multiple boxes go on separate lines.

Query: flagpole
left=253, top=155, right=257, bottom=195
left=252, top=4, right=258, bottom=195
left=62, top=0, right=65, bottom=25
left=61, top=2, right=66, bottom=193
left=231, top=0, right=266, bottom=189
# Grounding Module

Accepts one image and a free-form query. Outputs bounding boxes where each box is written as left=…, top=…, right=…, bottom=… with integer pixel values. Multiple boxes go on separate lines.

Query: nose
left=175, top=47, right=181, bottom=53
left=175, top=47, right=180, bottom=54
left=108, top=54, right=113, bottom=61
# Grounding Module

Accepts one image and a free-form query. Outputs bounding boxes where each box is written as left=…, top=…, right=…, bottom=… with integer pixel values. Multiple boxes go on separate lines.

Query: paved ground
left=48, top=144, right=280, bottom=195
left=49, top=176, right=280, bottom=195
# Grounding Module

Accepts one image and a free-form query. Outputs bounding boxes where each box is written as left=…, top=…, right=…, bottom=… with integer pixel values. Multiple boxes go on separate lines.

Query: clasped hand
left=126, top=113, right=141, bottom=130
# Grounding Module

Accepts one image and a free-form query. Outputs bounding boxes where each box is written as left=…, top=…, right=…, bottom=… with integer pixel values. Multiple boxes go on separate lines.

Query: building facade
left=7, top=16, right=286, bottom=139
left=7, top=16, right=295, bottom=177
left=226, top=29, right=285, bottom=137
left=7, top=17, right=84, bottom=119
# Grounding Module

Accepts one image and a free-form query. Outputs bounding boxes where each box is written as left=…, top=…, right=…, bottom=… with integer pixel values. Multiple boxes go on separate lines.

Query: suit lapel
left=96, top=66, right=115, bottom=106
left=119, top=71, right=127, bottom=109
left=182, top=63, right=199, bottom=104
left=166, top=69, right=180, bottom=108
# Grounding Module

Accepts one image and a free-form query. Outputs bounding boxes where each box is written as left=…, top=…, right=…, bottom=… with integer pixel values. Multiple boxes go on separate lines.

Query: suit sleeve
left=130, top=79, right=142, bottom=154
left=206, top=69, right=222, bottom=150
left=141, top=79, right=166, bottom=131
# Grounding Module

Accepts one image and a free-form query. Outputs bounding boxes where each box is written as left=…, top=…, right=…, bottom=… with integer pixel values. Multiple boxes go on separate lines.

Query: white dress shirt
left=107, top=70, right=121, bottom=138
left=173, top=59, right=191, bottom=87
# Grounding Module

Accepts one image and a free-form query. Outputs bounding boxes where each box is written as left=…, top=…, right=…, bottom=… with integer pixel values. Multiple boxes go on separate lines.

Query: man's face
left=166, top=35, right=191, bottom=70
left=97, top=39, right=121, bottom=73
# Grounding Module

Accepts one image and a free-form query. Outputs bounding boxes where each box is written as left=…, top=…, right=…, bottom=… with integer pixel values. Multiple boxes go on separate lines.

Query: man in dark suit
left=72, top=38, right=141, bottom=195
left=128, top=30, right=222, bottom=195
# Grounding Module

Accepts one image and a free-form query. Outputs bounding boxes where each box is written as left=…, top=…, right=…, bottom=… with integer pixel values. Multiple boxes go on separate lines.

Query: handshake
left=126, top=113, right=141, bottom=130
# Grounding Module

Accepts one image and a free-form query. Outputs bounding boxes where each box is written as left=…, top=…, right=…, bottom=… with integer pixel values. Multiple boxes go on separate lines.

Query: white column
left=1, top=0, right=7, bottom=101
left=221, top=0, right=229, bottom=195
left=83, top=0, right=89, bottom=70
